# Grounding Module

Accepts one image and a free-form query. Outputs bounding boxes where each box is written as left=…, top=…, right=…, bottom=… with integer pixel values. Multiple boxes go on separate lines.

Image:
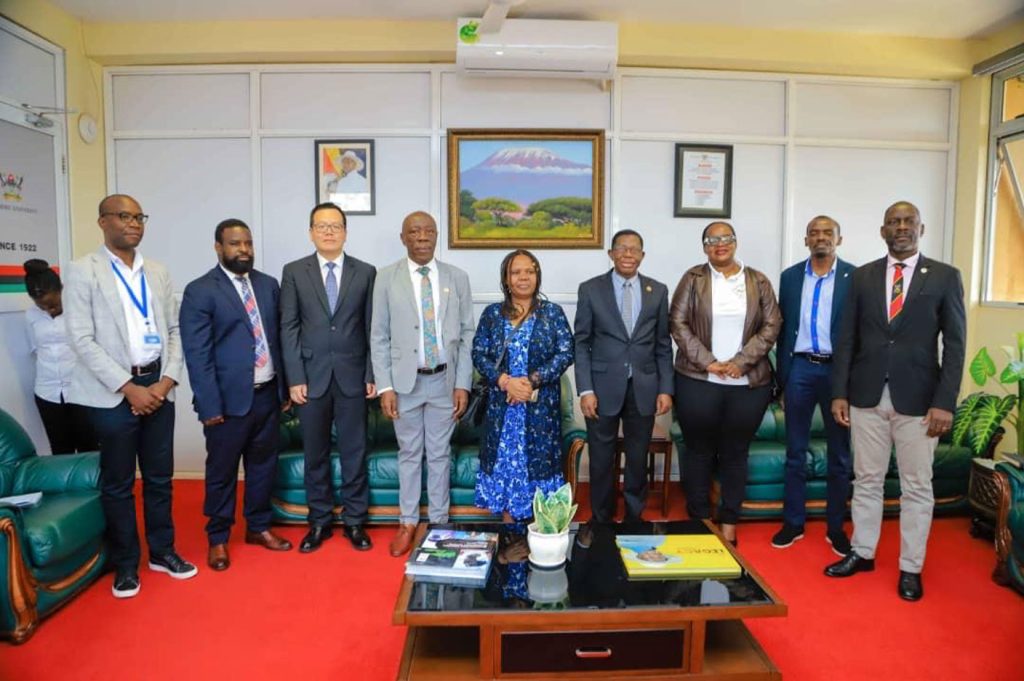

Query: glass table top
left=405, top=520, right=776, bottom=613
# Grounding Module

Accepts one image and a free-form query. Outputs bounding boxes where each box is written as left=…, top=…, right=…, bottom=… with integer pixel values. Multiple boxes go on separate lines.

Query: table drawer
left=500, top=628, right=685, bottom=674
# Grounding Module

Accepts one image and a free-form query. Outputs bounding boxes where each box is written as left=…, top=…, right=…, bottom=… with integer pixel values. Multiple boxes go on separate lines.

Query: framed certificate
left=673, top=144, right=733, bottom=218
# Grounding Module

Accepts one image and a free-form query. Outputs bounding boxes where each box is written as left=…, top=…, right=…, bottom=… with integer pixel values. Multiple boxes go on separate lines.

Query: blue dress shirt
left=794, top=258, right=837, bottom=355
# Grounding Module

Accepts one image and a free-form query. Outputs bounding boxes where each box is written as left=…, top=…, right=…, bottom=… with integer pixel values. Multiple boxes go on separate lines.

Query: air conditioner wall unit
left=456, top=18, right=618, bottom=80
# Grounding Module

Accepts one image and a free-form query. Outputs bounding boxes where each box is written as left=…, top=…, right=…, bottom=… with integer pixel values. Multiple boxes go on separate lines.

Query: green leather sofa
left=270, top=374, right=586, bottom=524
left=993, top=460, right=1024, bottom=594
left=669, top=402, right=977, bottom=519
left=0, top=408, right=107, bottom=644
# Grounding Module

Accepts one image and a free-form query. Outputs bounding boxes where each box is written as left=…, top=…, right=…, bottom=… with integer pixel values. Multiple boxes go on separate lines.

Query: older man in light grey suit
left=371, top=211, right=475, bottom=557
left=64, top=194, right=197, bottom=600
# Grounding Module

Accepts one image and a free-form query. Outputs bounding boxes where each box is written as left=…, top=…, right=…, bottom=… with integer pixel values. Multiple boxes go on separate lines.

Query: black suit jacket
left=831, top=255, right=966, bottom=416
left=279, top=253, right=376, bottom=399
left=180, top=266, right=286, bottom=421
left=574, top=271, right=674, bottom=417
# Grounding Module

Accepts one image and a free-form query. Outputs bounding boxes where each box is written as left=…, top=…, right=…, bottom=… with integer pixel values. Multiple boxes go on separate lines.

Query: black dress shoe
left=824, top=552, right=875, bottom=577
left=898, top=571, right=923, bottom=601
left=343, top=524, right=372, bottom=551
left=299, top=525, right=333, bottom=554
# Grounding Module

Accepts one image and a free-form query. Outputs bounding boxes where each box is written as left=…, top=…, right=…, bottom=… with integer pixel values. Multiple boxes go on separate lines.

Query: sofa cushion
left=0, top=408, right=36, bottom=468
left=20, top=491, right=104, bottom=569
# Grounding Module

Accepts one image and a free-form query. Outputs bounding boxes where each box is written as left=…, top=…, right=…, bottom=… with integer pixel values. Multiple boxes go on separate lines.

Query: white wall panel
left=260, top=136, right=431, bottom=278
left=0, top=28, right=57, bottom=108
left=111, top=74, right=250, bottom=131
left=793, top=83, right=951, bottom=143
left=112, top=138, right=253, bottom=289
left=260, top=72, right=431, bottom=130
left=791, top=146, right=949, bottom=268
left=441, top=73, right=611, bottom=129
left=620, top=76, right=786, bottom=137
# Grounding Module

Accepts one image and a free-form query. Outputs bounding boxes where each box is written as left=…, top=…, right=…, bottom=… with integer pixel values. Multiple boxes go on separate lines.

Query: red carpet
left=3, top=480, right=1022, bottom=681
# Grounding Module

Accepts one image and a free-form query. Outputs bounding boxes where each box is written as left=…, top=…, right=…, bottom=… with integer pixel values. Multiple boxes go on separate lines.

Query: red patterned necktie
left=237, top=276, right=269, bottom=368
left=888, top=263, right=906, bottom=322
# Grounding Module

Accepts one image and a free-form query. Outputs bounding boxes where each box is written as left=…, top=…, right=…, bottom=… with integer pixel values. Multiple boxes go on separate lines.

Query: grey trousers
left=393, top=370, right=456, bottom=525
left=849, top=385, right=937, bottom=573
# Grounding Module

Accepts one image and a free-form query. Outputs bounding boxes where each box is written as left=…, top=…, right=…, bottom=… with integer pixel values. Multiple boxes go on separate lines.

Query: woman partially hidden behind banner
left=670, top=223, right=781, bottom=545
left=23, top=259, right=98, bottom=454
left=472, top=250, right=574, bottom=522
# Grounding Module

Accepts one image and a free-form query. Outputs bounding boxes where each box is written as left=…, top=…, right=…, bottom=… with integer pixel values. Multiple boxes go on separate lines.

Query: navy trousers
left=782, top=355, right=852, bottom=531
left=90, top=372, right=175, bottom=570
left=203, top=380, right=281, bottom=545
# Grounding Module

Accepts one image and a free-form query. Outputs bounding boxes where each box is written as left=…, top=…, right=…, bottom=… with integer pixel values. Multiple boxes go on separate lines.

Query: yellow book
left=615, top=534, right=742, bottom=580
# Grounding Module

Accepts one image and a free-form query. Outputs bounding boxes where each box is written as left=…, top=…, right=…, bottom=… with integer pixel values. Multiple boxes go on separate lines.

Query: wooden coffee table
left=393, top=521, right=786, bottom=680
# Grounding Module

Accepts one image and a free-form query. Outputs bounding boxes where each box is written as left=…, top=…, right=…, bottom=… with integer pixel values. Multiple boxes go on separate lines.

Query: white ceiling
left=46, top=0, right=1024, bottom=40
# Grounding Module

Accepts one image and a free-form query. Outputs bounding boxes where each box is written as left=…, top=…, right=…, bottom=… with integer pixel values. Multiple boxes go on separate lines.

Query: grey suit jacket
left=63, top=247, right=183, bottom=408
left=279, top=252, right=376, bottom=399
left=370, top=259, right=475, bottom=395
left=574, top=270, right=674, bottom=417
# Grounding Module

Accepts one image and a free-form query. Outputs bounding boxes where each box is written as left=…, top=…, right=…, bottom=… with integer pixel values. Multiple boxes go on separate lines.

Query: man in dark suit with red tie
left=826, top=201, right=966, bottom=601
left=180, top=219, right=293, bottom=571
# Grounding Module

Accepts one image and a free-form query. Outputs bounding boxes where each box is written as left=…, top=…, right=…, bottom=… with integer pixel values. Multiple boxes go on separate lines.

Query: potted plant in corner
left=955, top=332, right=1024, bottom=459
left=527, top=483, right=578, bottom=569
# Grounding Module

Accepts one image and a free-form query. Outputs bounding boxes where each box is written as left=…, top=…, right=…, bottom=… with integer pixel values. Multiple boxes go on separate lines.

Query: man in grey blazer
left=371, top=211, right=475, bottom=557
left=280, top=202, right=377, bottom=553
left=63, top=194, right=197, bottom=599
left=574, top=229, right=674, bottom=522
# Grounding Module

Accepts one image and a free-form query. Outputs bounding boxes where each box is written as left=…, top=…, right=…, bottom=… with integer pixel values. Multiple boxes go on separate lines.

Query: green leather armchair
left=271, top=373, right=586, bottom=523
left=993, top=461, right=1024, bottom=595
left=0, top=408, right=107, bottom=643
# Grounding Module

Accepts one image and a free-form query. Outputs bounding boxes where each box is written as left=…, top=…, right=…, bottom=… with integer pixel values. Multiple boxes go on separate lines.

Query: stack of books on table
left=405, top=528, right=499, bottom=588
left=615, top=534, right=742, bottom=580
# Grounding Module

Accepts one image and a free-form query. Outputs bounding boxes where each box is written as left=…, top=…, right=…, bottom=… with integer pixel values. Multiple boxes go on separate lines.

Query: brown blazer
left=669, top=263, right=782, bottom=388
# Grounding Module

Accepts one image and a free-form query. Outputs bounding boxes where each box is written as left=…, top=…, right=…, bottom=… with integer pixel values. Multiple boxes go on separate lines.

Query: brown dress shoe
left=208, top=544, right=230, bottom=571
left=389, top=524, right=417, bottom=557
left=245, top=529, right=293, bottom=551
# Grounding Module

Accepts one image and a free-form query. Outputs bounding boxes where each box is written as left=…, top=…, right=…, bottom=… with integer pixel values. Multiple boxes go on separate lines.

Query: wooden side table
left=968, top=457, right=1002, bottom=540
left=614, top=423, right=673, bottom=517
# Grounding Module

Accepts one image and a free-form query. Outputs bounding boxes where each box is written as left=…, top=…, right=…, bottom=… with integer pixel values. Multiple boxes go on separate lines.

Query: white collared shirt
left=106, top=247, right=161, bottom=367
left=25, top=305, right=76, bottom=402
left=220, top=265, right=275, bottom=384
left=407, top=258, right=446, bottom=368
left=885, top=251, right=921, bottom=312
left=708, top=260, right=750, bottom=386
left=316, top=252, right=344, bottom=287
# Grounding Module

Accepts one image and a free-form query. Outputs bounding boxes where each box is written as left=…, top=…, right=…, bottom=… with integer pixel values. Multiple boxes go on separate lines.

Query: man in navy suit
left=180, top=219, right=293, bottom=571
left=772, top=216, right=856, bottom=554
left=574, top=229, right=674, bottom=522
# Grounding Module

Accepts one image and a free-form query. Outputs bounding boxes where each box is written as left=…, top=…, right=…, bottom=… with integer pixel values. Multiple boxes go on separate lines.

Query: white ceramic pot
left=527, top=523, right=570, bottom=568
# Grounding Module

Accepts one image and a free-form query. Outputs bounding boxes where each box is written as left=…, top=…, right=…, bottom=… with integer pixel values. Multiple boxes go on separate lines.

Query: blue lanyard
left=110, top=261, right=149, bottom=320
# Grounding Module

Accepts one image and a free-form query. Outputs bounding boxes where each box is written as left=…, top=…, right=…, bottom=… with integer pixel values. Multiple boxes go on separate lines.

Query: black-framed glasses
left=311, top=222, right=345, bottom=234
left=703, top=235, right=736, bottom=247
left=101, top=212, right=149, bottom=225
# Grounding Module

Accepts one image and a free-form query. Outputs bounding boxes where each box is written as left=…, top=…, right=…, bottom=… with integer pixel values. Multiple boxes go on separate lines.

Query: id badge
left=143, top=333, right=161, bottom=345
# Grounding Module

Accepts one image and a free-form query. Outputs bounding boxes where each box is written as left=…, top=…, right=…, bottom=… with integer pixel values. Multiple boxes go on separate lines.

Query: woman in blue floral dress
left=472, top=250, right=574, bottom=522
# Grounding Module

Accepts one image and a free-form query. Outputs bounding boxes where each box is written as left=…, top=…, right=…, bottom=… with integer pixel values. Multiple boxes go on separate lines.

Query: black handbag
left=459, top=333, right=513, bottom=427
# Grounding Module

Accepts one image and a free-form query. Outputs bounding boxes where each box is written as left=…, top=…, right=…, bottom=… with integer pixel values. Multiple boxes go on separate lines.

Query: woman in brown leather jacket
left=670, top=222, right=781, bottom=545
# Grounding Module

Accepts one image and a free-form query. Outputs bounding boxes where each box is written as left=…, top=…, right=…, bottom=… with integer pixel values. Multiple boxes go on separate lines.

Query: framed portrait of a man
left=314, top=139, right=375, bottom=215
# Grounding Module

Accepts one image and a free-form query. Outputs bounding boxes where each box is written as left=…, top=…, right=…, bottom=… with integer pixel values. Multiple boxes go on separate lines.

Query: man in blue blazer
left=181, top=219, right=293, bottom=571
left=772, top=216, right=856, bottom=554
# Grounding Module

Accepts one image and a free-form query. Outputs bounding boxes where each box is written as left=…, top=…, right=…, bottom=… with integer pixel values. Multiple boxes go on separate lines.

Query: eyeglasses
left=610, top=246, right=643, bottom=256
left=102, top=212, right=148, bottom=225
left=703, top=235, right=736, bottom=247
left=311, top=222, right=345, bottom=234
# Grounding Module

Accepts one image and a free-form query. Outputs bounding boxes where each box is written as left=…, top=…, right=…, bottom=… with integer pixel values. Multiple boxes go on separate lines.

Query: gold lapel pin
left=920, top=267, right=928, bottom=273
left=645, top=285, right=652, bottom=292
left=443, top=287, right=450, bottom=293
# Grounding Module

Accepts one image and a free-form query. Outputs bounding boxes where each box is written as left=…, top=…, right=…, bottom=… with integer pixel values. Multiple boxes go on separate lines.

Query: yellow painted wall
left=1, top=0, right=106, bottom=253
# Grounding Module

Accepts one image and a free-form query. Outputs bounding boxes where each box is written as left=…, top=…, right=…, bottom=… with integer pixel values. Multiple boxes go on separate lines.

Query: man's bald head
left=401, top=211, right=438, bottom=266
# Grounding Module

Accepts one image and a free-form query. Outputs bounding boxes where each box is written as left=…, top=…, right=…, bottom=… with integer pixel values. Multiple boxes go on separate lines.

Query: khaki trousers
left=849, top=385, right=937, bottom=573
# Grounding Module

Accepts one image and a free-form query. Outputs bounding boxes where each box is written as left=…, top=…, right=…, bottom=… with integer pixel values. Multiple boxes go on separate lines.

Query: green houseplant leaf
left=999, top=360, right=1024, bottom=384
left=531, top=484, right=577, bottom=534
left=951, top=393, right=984, bottom=448
left=970, top=347, right=996, bottom=386
left=967, top=394, right=1017, bottom=457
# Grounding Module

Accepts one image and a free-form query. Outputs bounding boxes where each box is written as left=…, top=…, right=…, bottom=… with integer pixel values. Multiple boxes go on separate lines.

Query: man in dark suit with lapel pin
left=574, top=229, right=674, bottom=523
left=180, top=219, right=294, bottom=571
left=826, top=201, right=966, bottom=601
left=771, top=216, right=856, bottom=554
left=280, top=202, right=377, bottom=553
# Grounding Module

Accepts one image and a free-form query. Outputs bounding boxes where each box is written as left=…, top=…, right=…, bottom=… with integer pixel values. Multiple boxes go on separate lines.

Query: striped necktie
left=418, top=266, right=441, bottom=368
left=236, top=276, right=269, bottom=368
left=889, top=263, right=906, bottom=322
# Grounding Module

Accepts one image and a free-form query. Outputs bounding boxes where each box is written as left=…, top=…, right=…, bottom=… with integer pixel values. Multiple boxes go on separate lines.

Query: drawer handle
left=575, top=647, right=613, bottom=659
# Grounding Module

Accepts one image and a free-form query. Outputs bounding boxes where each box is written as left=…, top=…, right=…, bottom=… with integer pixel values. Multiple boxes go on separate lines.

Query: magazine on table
left=615, top=534, right=742, bottom=580
left=405, top=528, right=499, bottom=587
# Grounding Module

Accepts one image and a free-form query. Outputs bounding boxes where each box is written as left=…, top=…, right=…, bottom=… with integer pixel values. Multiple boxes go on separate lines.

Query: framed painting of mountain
left=447, top=129, right=605, bottom=249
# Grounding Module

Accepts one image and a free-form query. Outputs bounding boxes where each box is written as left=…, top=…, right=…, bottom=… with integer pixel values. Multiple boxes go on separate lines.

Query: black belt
left=254, top=377, right=277, bottom=392
left=417, top=363, right=447, bottom=375
left=795, top=352, right=832, bottom=364
left=131, top=359, right=161, bottom=376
